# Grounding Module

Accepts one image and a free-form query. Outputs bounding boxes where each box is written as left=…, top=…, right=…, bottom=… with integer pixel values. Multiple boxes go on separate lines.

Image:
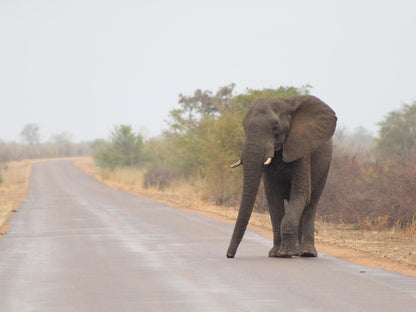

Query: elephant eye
left=273, top=123, right=280, bottom=134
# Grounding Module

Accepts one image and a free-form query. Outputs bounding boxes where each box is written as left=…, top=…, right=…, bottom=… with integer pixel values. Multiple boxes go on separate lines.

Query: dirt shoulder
left=74, top=158, right=416, bottom=277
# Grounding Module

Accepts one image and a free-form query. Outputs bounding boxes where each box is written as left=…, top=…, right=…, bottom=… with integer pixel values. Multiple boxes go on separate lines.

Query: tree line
left=0, top=123, right=90, bottom=162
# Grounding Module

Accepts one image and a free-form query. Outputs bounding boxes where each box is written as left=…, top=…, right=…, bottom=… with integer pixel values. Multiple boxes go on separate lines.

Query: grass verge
left=0, top=160, right=32, bottom=235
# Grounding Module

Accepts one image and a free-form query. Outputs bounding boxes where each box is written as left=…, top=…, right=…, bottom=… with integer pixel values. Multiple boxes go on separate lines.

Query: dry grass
left=0, top=160, right=32, bottom=234
left=315, top=219, right=416, bottom=266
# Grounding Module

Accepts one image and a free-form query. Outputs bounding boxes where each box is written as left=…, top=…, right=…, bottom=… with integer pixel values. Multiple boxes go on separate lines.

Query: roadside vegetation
left=90, top=84, right=416, bottom=232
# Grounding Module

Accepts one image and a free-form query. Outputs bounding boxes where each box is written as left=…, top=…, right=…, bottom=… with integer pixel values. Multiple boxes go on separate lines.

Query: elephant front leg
left=299, top=170, right=328, bottom=257
left=267, top=200, right=284, bottom=257
left=299, top=204, right=317, bottom=257
left=278, top=197, right=306, bottom=257
left=278, top=160, right=311, bottom=257
left=264, top=173, right=285, bottom=257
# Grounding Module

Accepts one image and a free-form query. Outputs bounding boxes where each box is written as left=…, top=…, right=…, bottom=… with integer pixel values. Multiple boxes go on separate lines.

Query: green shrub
left=93, top=125, right=144, bottom=169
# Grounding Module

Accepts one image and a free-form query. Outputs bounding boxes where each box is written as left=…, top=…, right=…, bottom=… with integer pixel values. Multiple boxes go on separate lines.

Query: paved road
left=0, top=160, right=415, bottom=311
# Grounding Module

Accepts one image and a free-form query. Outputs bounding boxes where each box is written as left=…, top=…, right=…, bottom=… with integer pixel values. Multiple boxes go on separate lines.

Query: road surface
left=0, top=160, right=415, bottom=311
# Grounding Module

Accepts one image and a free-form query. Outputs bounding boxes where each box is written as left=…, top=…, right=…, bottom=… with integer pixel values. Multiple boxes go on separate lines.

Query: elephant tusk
left=230, top=160, right=242, bottom=168
left=264, top=158, right=272, bottom=165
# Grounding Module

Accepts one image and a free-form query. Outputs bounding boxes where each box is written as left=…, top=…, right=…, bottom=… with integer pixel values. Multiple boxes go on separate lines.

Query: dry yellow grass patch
left=0, top=160, right=32, bottom=234
left=315, top=220, right=416, bottom=266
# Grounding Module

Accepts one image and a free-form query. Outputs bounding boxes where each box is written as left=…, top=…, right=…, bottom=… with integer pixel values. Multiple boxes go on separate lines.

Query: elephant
left=226, top=95, right=337, bottom=258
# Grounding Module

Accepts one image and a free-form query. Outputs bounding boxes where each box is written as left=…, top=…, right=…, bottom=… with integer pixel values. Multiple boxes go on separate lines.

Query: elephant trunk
left=226, top=146, right=265, bottom=258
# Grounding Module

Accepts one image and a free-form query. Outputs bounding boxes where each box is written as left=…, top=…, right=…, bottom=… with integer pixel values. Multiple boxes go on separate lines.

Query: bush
left=143, top=166, right=179, bottom=190
left=319, top=151, right=416, bottom=229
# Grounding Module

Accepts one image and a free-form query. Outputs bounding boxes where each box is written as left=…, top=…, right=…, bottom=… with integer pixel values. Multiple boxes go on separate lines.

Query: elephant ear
left=282, top=96, right=337, bottom=163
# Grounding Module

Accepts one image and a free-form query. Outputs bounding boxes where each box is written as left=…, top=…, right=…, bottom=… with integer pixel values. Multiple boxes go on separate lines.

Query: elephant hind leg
left=299, top=199, right=319, bottom=257
left=299, top=218, right=318, bottom=256
left=299, top=170, right=329, bottom=257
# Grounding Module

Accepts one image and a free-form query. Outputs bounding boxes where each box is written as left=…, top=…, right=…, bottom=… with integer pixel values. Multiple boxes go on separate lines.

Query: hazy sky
left=1, top=0, right=415, bottom=142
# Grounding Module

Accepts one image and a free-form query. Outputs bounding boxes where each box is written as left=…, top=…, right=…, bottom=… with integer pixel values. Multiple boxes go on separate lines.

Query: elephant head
left=226, top=95, right=337, bottom=258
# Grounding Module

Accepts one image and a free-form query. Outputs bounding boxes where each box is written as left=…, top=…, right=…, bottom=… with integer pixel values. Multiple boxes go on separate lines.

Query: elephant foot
left=268, top=245, right=280, bottom=257
left=277, top=243, right=299, bottom=258
left=300, top=245, right=317, bottom=257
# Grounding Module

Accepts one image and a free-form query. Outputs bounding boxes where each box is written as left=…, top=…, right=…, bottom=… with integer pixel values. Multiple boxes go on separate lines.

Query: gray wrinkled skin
left=227, top=95, right=337, bottom=258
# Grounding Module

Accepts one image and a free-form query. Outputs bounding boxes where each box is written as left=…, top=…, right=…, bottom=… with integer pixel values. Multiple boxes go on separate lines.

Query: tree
left=376, top=101, right=416, bottom=158
left=334, top=126, right=375, bottom=156
left=50, top=132, right=73, bottom=157
left=231, top=85, right=311, bottom=112
left=160, top=84, right=311, bottom=204
left=51, top=132, right=72, bottom=144
left=20, top=123, right=40, bottom=145
left=110, top=125, right=144, bottom=166
left=93, top=125, right=144, bottom=168
left=168, top=83, right=235, bottom=134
